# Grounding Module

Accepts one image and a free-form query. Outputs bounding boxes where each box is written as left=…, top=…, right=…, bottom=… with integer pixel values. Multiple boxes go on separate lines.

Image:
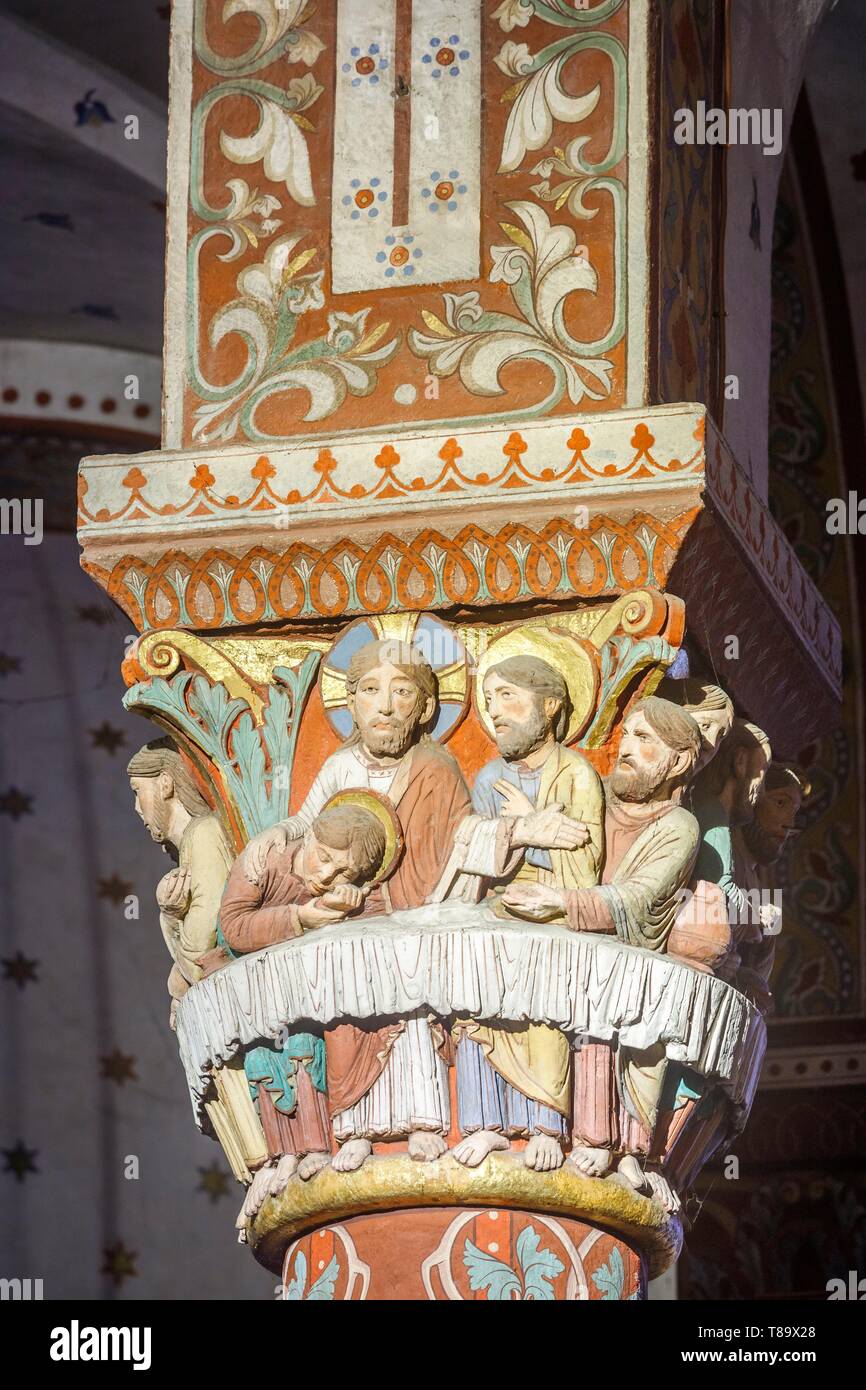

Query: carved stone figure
left=443, top=653, right=604, bottom=1172
left=503, top=696, right=703, bottom=1207
left=127, top=738, right=233, bottom=1024
left=733, top=763, right=810, bottom=1012
left=214, top=800, right=391, bottom=1196
left=242, top=640, right=472, bottom=1171
left=656, top=676, right=734, bottom=774
left=691, top=717, right=774, bottom=946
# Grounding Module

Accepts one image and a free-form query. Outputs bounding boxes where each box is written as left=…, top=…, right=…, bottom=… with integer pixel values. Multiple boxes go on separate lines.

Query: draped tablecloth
left=175, top=901, right=766, bottom=1129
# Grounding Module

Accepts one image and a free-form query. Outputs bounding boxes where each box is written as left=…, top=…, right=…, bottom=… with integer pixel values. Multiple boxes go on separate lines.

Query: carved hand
left=297, top=898, right=353, bottom=931
left=501, top=882, right=567, bottom=920
left=319, top=883, right=365, bottom=913
left=157, top=866, right=191, bottom=917
left=492, top=779, right=536, bottom=819
left=514, top=803, right=590, bottom=850
left=241, top=825, right=289, bottom=884
left=759, top=902, right=782, bottom=934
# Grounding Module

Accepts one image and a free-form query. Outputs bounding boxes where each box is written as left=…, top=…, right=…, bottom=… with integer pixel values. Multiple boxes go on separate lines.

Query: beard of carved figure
left=494, top=698, right=551, bottom=761
left=355, top=704, right=421, bottom=759
left=742, top=817, right=784, bottom=866
left=609, top=751, right=676, bottom=804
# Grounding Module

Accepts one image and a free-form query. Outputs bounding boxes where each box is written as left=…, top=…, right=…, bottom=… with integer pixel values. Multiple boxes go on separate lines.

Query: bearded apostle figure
left=732, top=763, right=809, bottom=1013
left=504, top=697, right=703, bottom=1209
left=240, top=640, right=472, bottom=1171
left=434, top=650, right=604, bottom=1172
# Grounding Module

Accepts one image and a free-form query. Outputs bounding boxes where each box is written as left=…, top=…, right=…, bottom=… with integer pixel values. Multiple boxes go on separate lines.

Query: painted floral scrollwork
left=409, top=201, right=612, bottom=406
left=189, top=4, right=399, bottom=439
left=189, top=232, right=399, bottom=441
left=192, top=74, right=323, bottom=218
left=410, top=0, right=626, bottom=413
left=195, top=0, right=324, bottom=76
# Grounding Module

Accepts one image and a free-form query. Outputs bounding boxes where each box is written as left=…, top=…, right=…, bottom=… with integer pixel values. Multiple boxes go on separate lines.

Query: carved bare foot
left=408, top=1130, right=447, bottom=1163
left=297, top=1150, right=330, bottom=1182
left=569, top=1145, right=612, bottom=1178
left=524, top=1134, right=565, bottom=1172
left=235, top=1202, right=249, bottom=1244
left=332, top=1138, right=372, bottom=1173
left=616, top=1153, right=650, bottom=1195
left=452, top=1130, right=510, bottom=1168
left=644, top=1169, right=681, bottom=1214
left=268, top=1153, right=299, bottom=1196
left=238, top=1160, right=276, bottom=1228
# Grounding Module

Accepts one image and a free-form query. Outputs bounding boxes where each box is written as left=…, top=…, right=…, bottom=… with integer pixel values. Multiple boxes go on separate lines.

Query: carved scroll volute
left=581, top=591, right=686, bottom=750
left=121, top=630, right=325, bottom=850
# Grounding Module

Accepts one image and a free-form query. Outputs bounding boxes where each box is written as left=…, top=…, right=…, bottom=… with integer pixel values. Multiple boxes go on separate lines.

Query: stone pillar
left=77, top=0, right=840, bottom=1301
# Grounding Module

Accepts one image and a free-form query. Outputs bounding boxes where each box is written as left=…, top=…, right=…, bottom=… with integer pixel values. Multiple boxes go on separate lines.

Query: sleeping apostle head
left=482, top=655, right=571, bottom=761
left=299, top=803, right=388, bottom=895
left=657, top=677, right=734, bottom=774
left=610, top=697, right=703, bottom=805
left=127, top=738, right=211, bottom=855
left=346, top=639, right=438, bottom=761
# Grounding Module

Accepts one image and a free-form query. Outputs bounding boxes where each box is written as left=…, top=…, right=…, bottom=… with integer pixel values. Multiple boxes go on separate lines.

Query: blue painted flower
left=422, top=35, right=471, bottom=77
left=342, top=42, right=390, bottom=86
left=420, top=170, right=468, bottom=213
left=375, top=233, right=424, bottom=279
left=342, top=177, right=389, bottom=220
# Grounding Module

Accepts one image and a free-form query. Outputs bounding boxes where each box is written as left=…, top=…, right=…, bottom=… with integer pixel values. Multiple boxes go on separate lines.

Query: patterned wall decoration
left=653, top=0, right=725, bottom=412
left=761, top=165, right=865, bottom=1024
left=169, top=0, right=635, bottom=447
left=677, top=107, right=866, bottom=1300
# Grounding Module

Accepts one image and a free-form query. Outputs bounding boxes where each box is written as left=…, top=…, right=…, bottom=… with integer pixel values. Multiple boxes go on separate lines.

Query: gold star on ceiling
left=76, top=604, right=113, bottom=626
left=0, top=653, right=21, bottom=677
left=197, top=1162, right=231, bottom=1204
left=102, top=1242, right=138, bottom=1288
left=0, top=787, right=34, bottom=820
left=3, top=1140, right=39, bottom=1182
left=100, top=1050, right=138, bottom=1086
left=97, top=875, right=133, bottom=906
left=2, top=953, right=39, bottom=990
left=89, top=722, right=126, bottom=756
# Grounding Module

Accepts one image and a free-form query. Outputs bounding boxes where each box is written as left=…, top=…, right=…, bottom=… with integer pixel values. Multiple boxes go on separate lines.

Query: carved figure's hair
left=657, top=676, right=734, bottom=724
left=485, top=654, right=572, bottom=743
left=630, top=696, right=703, bottom=766
left=763, top=762, right=811, bottom=800
left=310, top=805, right=387, bottom=883
left=126, top=738, right=211, bottom=817
left=699, top=718, right=772, bottom=796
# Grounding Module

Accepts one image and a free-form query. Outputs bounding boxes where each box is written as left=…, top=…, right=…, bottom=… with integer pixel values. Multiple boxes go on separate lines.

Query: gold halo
left=475, top=626, right=598, bottom=746
left=319, top=789, right=404, bottom=886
